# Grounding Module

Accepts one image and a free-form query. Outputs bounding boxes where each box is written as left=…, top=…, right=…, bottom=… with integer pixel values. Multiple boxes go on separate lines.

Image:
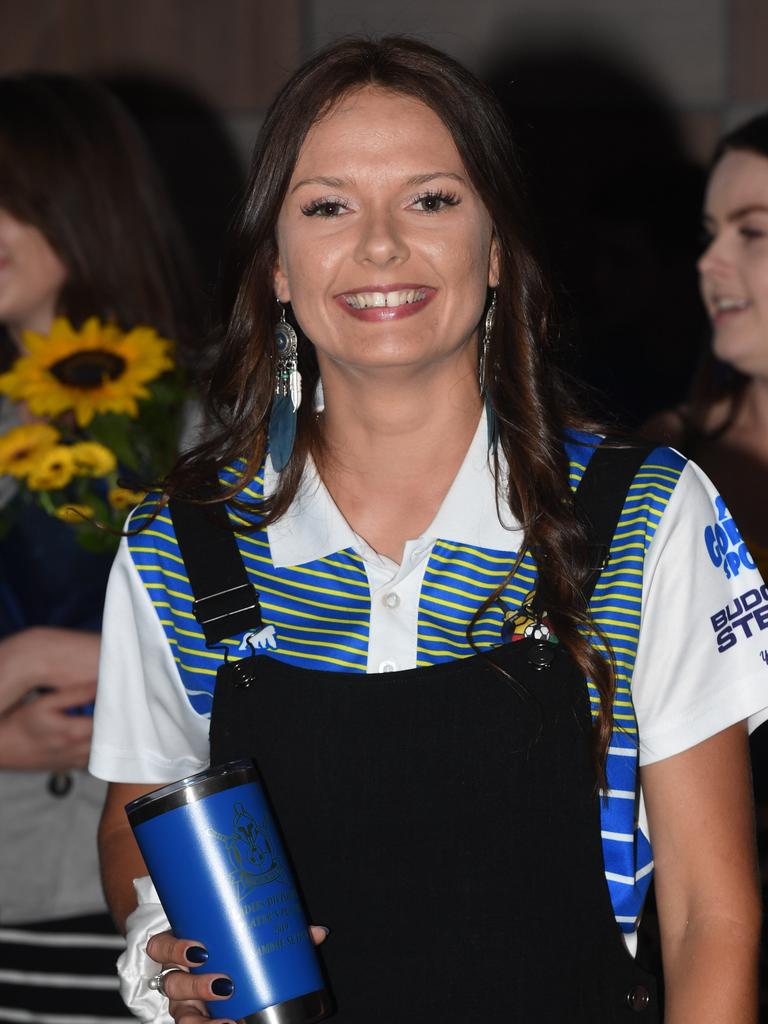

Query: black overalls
left=170, top=444, right=659, bottom=1022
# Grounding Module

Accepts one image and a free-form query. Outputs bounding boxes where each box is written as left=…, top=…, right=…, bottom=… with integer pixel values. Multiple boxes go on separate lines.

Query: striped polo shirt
left=123, top=420, right=687, bottom=940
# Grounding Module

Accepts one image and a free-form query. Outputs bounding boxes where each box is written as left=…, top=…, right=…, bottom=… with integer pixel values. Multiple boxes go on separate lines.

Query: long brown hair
left=0, top=73, right=200, bottom=364
left=166, top=36, right=615, bottom=767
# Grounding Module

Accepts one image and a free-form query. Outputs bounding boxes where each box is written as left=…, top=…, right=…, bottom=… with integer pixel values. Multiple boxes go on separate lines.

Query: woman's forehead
left=291, top=88, right=465, bottom=179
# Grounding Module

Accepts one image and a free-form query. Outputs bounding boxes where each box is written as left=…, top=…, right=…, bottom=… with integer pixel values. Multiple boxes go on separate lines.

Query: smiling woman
left=645, top=113, right=768, bottom=572
left=91, top=38, right=767, bottom=1024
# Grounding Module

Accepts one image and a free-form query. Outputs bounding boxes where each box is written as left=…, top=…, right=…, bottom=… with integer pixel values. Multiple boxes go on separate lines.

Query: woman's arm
left=98, top=780, right=154, bottom=932
left=641, top=722, right=761, bottom=1023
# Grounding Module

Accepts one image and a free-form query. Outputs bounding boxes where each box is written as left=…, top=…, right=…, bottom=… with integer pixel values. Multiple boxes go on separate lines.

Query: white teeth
left=715, top=297, right=749, bottom=311
left=344, top=288, right=427, bottom=309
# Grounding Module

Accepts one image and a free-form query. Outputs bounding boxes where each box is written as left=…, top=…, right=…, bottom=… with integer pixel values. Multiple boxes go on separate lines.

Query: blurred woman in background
left=644, top=111, right=768, bottom=1019
left=0, top=73, right=199, bottom=1021
left=646, top=113, right=768, bottom=574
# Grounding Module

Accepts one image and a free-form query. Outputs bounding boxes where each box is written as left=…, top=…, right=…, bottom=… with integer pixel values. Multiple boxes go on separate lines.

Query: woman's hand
left=145, top=927, right=329, bottom=1023
left=0, top=627, right=99, bottom=769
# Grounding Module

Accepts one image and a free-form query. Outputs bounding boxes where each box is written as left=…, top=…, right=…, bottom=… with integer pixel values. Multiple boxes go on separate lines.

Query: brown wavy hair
left=165, top=36, right=615, bottom=769
left=0, top=73, right=200, bottom=367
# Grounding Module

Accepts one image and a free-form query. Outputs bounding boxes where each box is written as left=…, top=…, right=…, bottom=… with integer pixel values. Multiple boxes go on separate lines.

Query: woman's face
left=0, top=207, right=67, bottom=342
left=699, top=149, right=768, bottom=377
left=274, top=87, right=498, bottom=379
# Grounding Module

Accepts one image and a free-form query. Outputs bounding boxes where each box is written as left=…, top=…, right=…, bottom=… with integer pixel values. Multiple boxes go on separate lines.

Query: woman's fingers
left=146, top=932, right=209, bottom=969
left=162, top=969, right=233, bottom=1003
left=148, top=924, right=327, bottom=1021
left=148, top=926, right=328, bottom=966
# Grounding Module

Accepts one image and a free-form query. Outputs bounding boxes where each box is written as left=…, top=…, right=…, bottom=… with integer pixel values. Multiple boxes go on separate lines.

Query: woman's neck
left=728, top=377, right=768, bottom=450
left=315, top=360, right=483, bottom=562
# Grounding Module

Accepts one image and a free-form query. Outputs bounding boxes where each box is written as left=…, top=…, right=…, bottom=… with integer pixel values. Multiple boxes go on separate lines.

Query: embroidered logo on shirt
left=239, top=625, right=278, bottom=651
left=704, top=496, right=757, bottom=580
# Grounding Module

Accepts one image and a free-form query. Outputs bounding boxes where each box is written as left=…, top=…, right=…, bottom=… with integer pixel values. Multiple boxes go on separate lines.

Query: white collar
left=264, top=413, right=522, bottom=569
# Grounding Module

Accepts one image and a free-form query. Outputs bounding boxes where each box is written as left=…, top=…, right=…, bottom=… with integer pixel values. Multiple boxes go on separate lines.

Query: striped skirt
left=0, top=913, right=132, bottom=1023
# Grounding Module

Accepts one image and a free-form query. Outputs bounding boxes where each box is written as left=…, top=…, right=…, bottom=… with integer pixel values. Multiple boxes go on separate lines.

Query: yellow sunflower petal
left=69, top=441, right=117, bottom=477
left=0, top=423, right=60, bottom=477
left=108, top=486, right=147, bottom=510
left=26, top=444, right=75, bottom=490
left=54, top=503, right=95, bottom=522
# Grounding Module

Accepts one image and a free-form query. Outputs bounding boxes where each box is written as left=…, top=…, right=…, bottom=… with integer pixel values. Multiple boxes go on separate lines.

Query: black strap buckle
left=588, top=544, right=609, bottom=572
left=192, top=582, right=259, bottom=626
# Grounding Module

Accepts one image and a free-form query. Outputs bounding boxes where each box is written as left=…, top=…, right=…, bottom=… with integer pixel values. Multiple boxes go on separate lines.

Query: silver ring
left=148, top=965, right=185, bottom=997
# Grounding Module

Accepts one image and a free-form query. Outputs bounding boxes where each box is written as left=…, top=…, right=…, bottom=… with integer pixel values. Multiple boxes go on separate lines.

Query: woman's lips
left=710, top=297, right=750, bottom=325
left=334, top=285, right=436, bottom=321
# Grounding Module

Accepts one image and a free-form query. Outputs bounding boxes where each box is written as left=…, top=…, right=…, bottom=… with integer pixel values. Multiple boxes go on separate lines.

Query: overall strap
left=575, top=440, right=657, bottom=604
left=168, top=494, right=262, bottom=646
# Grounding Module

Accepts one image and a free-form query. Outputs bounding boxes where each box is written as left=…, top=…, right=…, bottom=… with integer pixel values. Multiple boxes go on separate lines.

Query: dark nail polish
left=212, top=977, right=235, bottom=998
left=185, top=945, right=208, bottom=964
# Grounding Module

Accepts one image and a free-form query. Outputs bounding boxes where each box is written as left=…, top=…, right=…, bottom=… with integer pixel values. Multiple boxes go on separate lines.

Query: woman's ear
left=273, top=256, right=291, bottom=304
left=488, top=236, right=500, bottom=289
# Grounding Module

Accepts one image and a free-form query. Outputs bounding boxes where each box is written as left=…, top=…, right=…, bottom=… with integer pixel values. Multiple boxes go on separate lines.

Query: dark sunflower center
left=50, top=350, right=126, bottom=388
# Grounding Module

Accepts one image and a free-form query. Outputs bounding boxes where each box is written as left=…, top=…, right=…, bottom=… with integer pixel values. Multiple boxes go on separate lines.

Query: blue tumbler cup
left=126, top=759, right=331, bottom=1023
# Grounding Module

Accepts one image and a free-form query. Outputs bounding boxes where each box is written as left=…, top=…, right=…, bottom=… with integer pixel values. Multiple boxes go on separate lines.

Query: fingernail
left=185, top=945, right=208, bottom=964
left=212, top=977, right=235, bottom=997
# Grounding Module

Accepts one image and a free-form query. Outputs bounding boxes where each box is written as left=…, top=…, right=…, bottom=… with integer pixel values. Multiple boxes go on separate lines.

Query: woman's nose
left=354, top=209, right=409, bottom=266
left=697, top=232, right=730, bottom=279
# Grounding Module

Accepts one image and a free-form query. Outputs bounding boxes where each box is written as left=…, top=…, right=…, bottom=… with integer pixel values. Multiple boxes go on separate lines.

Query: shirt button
left=382, top=592, right=400, bottom=609
left=626, top=985, right=651, bottom=1012
left=379, top=660, right=397, bottom=672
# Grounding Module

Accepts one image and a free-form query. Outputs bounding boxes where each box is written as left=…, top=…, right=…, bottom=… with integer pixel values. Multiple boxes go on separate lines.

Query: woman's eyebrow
left=406, top=171, right=468, bottom=186
left=728, top=204, right=768, bottom=221
left=290, top=175, right=347, bottom=193
left=290, top=171, right=468, bottom=194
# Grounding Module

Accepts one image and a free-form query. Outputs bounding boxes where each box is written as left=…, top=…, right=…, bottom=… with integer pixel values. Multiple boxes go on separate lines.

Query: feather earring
left=267, top=303, right=301, bottom=471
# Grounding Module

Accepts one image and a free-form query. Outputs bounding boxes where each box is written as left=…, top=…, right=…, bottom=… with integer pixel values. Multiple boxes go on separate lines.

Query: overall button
left=379, top=660, right=397, bottom=672
left=626, top=985, right=651, bottom=1012
left=382, top=592, right=400, bottom=609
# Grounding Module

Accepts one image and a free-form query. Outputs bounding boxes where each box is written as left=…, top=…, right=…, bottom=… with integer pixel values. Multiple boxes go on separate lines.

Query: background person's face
left=699, top=149, right=768, bottom=378
left=274, top=86, right=498, bottom=381
left=0, top=208, right=66, bottom=343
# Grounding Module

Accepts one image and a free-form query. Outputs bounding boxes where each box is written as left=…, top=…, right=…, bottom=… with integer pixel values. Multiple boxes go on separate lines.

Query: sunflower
left=54, top=503, right=95, bottom=523
left=108, top=485, right=147, bottom=510
left=26, top=444, right=76, bottom=491
left=0, top=423, right=60, bottom=477
left=0, top=317, right=174, bottom=428
left=70, top=440, right=117, bottom=477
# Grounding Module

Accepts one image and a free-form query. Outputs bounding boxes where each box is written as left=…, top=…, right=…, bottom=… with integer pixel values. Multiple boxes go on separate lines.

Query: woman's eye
left=739, top=225, right=766, bottom=242
left=411, top=190, right=460, bottom=213
left=301, top=199, right=348, bottom=218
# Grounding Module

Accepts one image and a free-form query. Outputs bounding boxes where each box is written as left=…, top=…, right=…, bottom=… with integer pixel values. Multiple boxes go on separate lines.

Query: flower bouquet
left=0, top=317, right=186, bottom=552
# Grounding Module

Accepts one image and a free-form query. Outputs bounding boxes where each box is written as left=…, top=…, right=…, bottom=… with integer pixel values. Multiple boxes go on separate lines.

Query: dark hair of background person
left=0, top=73, right=202, bottom=371
left=486, top=48, right=706, bottom=431
left=164, top=34, right=618, bottom=769
left=676, top=112, right=768, bottom=452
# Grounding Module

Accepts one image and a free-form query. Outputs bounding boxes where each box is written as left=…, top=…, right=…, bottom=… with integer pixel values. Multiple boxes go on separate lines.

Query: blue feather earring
left=479, top=290, right=498, bottom=453
left=267, top=303, right=301, bottom=471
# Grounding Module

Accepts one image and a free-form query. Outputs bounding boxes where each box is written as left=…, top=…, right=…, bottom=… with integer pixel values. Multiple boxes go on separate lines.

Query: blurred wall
left=0, top=0, right=765, bottom=162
